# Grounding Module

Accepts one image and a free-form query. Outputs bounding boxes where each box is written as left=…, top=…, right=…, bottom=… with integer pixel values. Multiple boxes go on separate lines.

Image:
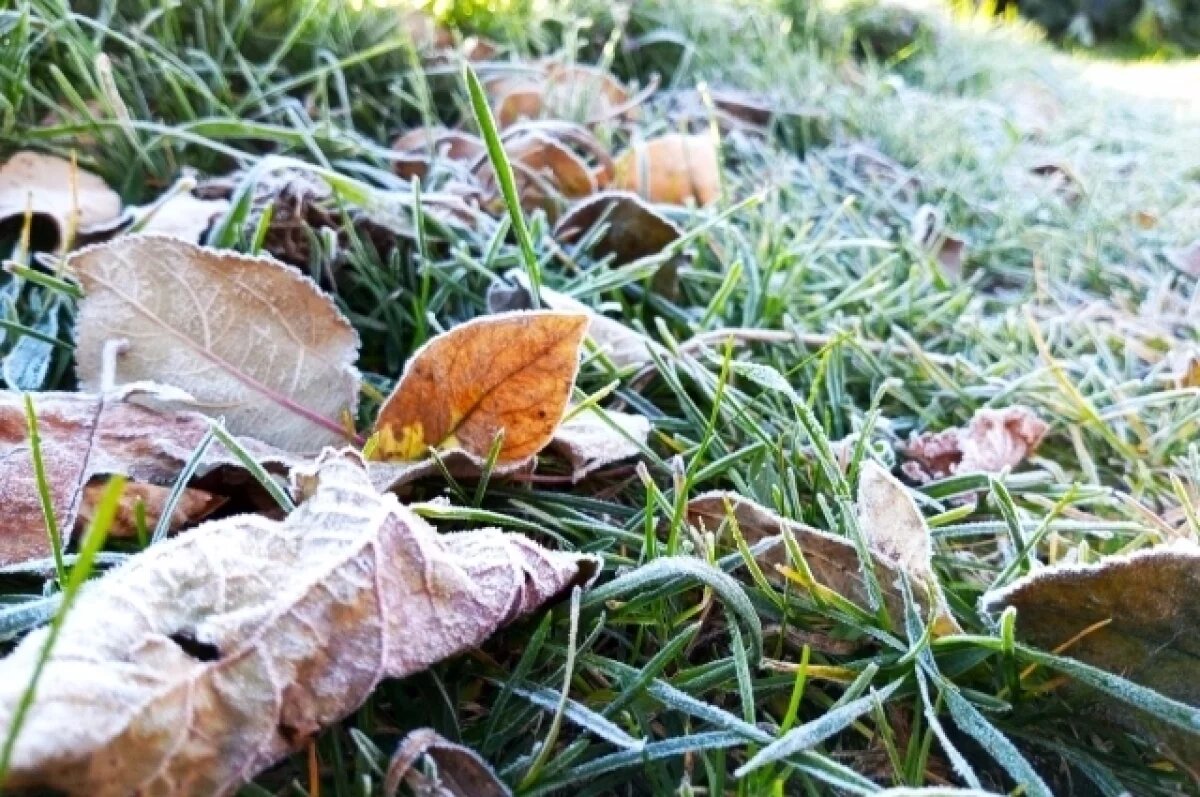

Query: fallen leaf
left=0, top=450, right=598, bottom=796
left=487, top=272, right=659, bottom=368
left=69, top=235, right=361, bottom=452
left=911, top=204, right=967, bottom=279
left=902, top=406, right=1048, bottom=484
left=475, top=130, right=601, bottom=218
left=612, top=134, right=720, bottom=206
left=1029, top=161, right=1083, bottom=204
left=687, top=489, right=957, bottom=635
left=384, top=728, right=510, bottom=797
left=367, top=451, right=535, bottom=495
left=487, top=60, right=636, bottom=127
left=982, top=542, right=1200, bottom=756
left=391, top=127, right=486, bottom=181
left=0, top=151, right=122, bottom=251
left=0, top=388, right=294, bottom=565
left=78, top=480, right=225, bottom=539
left=373, top=311, right=588, bottom=462
left=135, top=191, right=231, bottom=244
left=548, top=407, right=651, bottom=481
left=554, top=191, right=683, bottom=265
left=856, top=460, right=934, bottom=581
left=1166, top=346, right=1200, bottom=388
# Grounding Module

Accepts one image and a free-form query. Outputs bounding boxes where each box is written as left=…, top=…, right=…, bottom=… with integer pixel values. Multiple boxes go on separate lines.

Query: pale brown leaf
left=78, top=480, right=225, bottom=539
left=0, top=151, right=122, bottom=251
left=0, top=450, right=598, bottom=796
left=983, top=543, right=1200, bottom=755
left=69, top=235, right=361, bottom=452
left=136, top=192, right=231, bottom=244
left=549, top=407, right=651, bottom=481
left=373, top=312, right=588, bottom=463
left=384, top=728, right=510, bottom=797
left=687, top=490, right=957, bottom=636
left=902, top=406, right=1048, bottom=484
left=0, top=388, right=294, bottom=565
left=554, top=191, right=683, bottom=266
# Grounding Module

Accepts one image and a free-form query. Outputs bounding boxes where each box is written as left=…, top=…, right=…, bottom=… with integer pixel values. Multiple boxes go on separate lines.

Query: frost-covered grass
left=2, top=0, right=1199, bottom=794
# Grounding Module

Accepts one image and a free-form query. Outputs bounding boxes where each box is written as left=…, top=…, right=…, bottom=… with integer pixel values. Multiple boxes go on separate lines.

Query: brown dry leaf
left=687, top=490, right=958, bottom=635
left=612, top=134, right=721, bottom=207
left=902, top=406, right=1048, bottom=484
left=1166, top=346, right=1200, bottom=388
left=548, top=407, right=651, bottom=482
left=982, top=543, right=1200, bottom=756
left=384, top=728, right=510, bottom=797
left=391, top=127, right=486, bottom=181
left=0, top=450, right=598, bottom=796
left=1030, top=161, right=1083, bottom=204
left=367, top=451, right=535, bottom=495
left=69, top=235, right=361, bottom=452
left=0, top=388, right=295, bottom=566
left=0, top=151, right=122, bottom=251
left=911, top=204, right=967, bottom=279
left=486, top=272, right=659, bottom=368
left=373, top=311, right=588, bottom=463
left=554, top=191, right=683, bottom=266
left=475, top=130, right=601, bottom=218
left=78, top=480, right=225, bottom=539
left=487, top=60, right=636, bottom=127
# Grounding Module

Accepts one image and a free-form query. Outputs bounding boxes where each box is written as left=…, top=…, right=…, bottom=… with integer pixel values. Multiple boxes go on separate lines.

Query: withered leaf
left=391, top=127, right=486, bottom=181
left=69, top=235, right=361, bottom=452
left=902, top=406, right=1048, bottom=484
left=687, top=490, right=957, bottom=635
left=982, top=543, right=1200, bottom=754
left=486, top=272, right=659, bottom=369
left=373, top=312, right=588, bottom=463
left=911, top=204, right=967, bottom=279
left=78, top=480, right=225, bottom=539
left=136, top=191, right=231, bottom=244
left=549, top=407, right=651, bottom=482
left=554, top=191, right=683, bottom=266
left=612, top=134, right=720, bottom=207
left=486, top=60, right=636, bottom=127
left=384, top=728, right=510, bottom=797
left=0, top=450, right=598, bottom=796
left=367, top=451, right=535, bottom=495
left=474, top=129, right=602, bottom=219
left=0, top=151, right=122, bottom=251
left=0, top=388, right=294, bottom=565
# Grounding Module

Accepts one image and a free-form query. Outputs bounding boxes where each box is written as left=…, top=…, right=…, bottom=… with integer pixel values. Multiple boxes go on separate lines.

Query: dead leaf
left=135, top=191, right=231, bottom=244
left=384, top=728, right=510, bottom=797
left=69, top=235, right=361, bottom=452
left=554, top=191, right=683, bottom=266
left=902, top=406, right=1048, bottom=484
left=0, top=151, right=122, bottom=251
left=612, top=134, right=720, bottom=207
left=475, top=129, right=603, bottom=218
left=687, top=490, right=957, bottom=635
left=373, top=311, right=588, bottom=462
left=391, top=127, right=486, bottom=181
left=367, top=451, right=535, bottom=495
left=1029, top=161, right=1083, bottom=204
left=0, top=449, right=598, bottom=796
left=548, top=407, right=651, bottom=481
left=0, top=387, right=294, bottom=566
left=982, top=542, right=1200, bottom=755
left=486, top=272, right=659, bottom=368
left=1166, top=346, right=1200, bottom=388
left=486, top=60, right=637, bottom=127
left=78, top=480, right=225, bottom=539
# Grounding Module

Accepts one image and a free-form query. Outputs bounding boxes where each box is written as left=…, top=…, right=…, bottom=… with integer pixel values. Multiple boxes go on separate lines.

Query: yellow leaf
left=612, top=134, right=720, bottom=207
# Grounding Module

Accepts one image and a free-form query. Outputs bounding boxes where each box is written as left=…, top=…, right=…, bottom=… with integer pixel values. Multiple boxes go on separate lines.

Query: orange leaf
left=373, top=312, right=588, bottom=463
left=612, top=134, right=720, bottom=207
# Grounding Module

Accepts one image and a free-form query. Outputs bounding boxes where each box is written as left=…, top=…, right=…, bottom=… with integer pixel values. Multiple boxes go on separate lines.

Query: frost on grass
left=0, top=450, right=598, bottom=796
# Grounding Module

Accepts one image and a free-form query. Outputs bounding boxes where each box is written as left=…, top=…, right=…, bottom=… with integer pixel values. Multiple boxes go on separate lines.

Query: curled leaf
left=554, top=190, right=683, bottom=265
left=373, top=312, right=588, bottom=463
left=549, top=407, right=651, bottom=481
left=0, top=388, right=294, bottom=565
left=475, top=129, right=605, bottom=219
left=0, top=151, right=122, bottom=251
left=69, top=235, right=361, bottom=452
left=78, top=480, right=224, bottom=539
left=391, top=127, right=486, bottom=181
left=384, top=728, right=510, bottom=797
left=486, top=60, right=638, bottom=127
left=612, top=134, right=720, bottom=207
left=135, top=191, right=231, bottom=244
left=0, top=450, right=598, bottom=796
left=687, top=488, right=957, bottom=635
left=902, top=406, right=1048, bottom=484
